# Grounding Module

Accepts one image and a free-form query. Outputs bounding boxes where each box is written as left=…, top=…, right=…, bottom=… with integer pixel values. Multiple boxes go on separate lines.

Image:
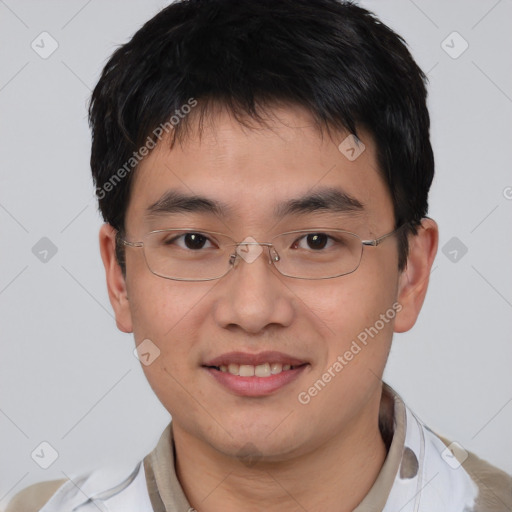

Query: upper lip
left=203, top=351, right=308, bottom=367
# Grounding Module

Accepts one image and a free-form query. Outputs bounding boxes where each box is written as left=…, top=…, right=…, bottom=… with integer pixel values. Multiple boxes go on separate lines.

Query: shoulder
left=391, top=392, right=512, bottom=511
left=4, top=462, right=150, bottom=512
left=4, top=479, right=67, bottom=512
left=437, top=435, right=512, bottom=511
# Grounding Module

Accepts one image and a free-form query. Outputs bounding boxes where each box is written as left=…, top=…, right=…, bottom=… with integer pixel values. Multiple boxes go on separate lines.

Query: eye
left=293, top=233, right=333, bottom=251
left=164, top=232, right=215, bottom=250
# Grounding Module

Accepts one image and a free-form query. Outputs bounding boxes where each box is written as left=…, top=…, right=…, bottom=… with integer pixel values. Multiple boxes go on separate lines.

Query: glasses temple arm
left=119, top=239, right=144, bottom=248
left=361, top=224, right=409, bottom=247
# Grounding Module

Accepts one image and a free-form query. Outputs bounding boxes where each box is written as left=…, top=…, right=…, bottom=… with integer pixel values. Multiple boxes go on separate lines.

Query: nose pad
left=229, top=252, right=239, bottom=268
left=269, top=247, right=280, bottom=264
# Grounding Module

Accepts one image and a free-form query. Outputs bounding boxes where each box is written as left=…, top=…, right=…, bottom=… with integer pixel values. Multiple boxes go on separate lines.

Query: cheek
left=295, top=270, right=398, bottom=421
left=125, top=246, right=211, bottom=343
left=126, top=270, right=208, bottom=365
left=305, top=278, right=397, bottom=337
left=127, top=277, right=211, bottom=412
left=298, top=255, right=399, bottom=367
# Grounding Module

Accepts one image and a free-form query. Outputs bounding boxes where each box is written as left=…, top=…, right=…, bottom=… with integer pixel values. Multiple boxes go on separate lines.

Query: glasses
left=119, top=226, right=404, bottom=281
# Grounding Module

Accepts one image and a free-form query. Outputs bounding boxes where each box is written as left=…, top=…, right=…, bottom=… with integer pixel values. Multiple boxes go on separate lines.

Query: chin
left=204, top=417, right=312, bottom=462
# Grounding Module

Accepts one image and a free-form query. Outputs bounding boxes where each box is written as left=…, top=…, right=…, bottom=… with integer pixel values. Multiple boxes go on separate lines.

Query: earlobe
left=394, top=218, right=439, bottom=333
left=99, top=224, right=133, bottom=333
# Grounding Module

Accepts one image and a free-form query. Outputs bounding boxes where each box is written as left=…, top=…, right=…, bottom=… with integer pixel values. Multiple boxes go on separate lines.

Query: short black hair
left=89, top=0, right=434, bottom=271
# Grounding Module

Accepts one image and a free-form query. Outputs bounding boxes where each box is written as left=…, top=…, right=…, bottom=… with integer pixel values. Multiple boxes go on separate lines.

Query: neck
left=172, top=393, right=389, bottom=512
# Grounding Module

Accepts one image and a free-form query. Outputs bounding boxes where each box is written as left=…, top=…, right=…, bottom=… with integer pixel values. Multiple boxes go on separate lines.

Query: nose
left=212, top=243, right=294, bottom=334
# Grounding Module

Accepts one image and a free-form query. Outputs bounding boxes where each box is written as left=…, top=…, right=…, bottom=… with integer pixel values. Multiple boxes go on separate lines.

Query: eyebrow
left=146, top=190, right=233, bottom=218
left=146, top=187, right=364, bottom=219
left=275, top=187, right=364, bottom=217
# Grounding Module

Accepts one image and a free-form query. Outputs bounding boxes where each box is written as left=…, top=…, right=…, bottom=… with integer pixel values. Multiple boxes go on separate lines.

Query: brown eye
left=293, top=233, right=331, bottom=251
left=305, top=233, right=328, bottom=250
left=183, top=233, right=208, bottom=250
left=160, top=232, right=214, bottom=250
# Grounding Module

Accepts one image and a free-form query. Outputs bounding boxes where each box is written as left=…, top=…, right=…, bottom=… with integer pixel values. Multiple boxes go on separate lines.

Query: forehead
left=125, top=105, right=393, bottom=232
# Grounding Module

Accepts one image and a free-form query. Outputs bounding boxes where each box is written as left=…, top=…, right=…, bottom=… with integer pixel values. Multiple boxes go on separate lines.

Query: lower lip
left=203, top=365, right=309, bottom=397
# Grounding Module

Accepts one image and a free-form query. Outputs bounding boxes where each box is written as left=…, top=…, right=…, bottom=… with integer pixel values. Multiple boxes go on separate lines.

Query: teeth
left=228, top=363, right=239, bottom=375
left=217, top=362, right=298, bottom=377
left=270, top=363, right=282, bottom=374
left=239, top=364, right=255, bottom=377
left=255, top=363, right=271, bottom=377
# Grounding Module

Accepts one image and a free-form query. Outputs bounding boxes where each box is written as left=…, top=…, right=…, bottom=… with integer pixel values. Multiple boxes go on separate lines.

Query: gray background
left=1, top=0, right=511, bottom=505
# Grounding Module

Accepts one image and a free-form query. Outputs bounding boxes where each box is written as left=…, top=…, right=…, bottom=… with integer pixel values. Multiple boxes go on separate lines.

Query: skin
left=100, top=103, right=438, bottom=512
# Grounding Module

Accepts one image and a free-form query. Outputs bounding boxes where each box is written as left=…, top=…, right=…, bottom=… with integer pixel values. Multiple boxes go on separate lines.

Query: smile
left=210, top=362, right=302, bottom=377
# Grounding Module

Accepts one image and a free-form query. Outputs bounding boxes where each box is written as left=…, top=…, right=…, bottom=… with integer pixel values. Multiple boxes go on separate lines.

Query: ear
left=394, top=218, right=438, bottom=333
left=99, top=224, right=133, bottom=333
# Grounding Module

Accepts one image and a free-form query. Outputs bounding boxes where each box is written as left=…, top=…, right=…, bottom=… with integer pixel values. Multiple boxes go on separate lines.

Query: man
left=7, top=0, right=511, bottom=510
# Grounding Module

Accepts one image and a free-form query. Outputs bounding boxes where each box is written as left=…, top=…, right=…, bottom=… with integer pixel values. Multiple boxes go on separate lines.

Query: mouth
left=204, top=362, right=307, bottom=377
left=202, top=351, right=310, bottom=396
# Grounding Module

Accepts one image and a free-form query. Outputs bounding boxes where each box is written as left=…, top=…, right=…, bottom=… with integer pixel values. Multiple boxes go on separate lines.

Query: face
left=110, top=104, right=407, bottom=461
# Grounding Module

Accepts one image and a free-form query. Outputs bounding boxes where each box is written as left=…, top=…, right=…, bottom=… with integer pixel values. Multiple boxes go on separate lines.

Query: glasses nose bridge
left=230, top=240, right=280, bottom=267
